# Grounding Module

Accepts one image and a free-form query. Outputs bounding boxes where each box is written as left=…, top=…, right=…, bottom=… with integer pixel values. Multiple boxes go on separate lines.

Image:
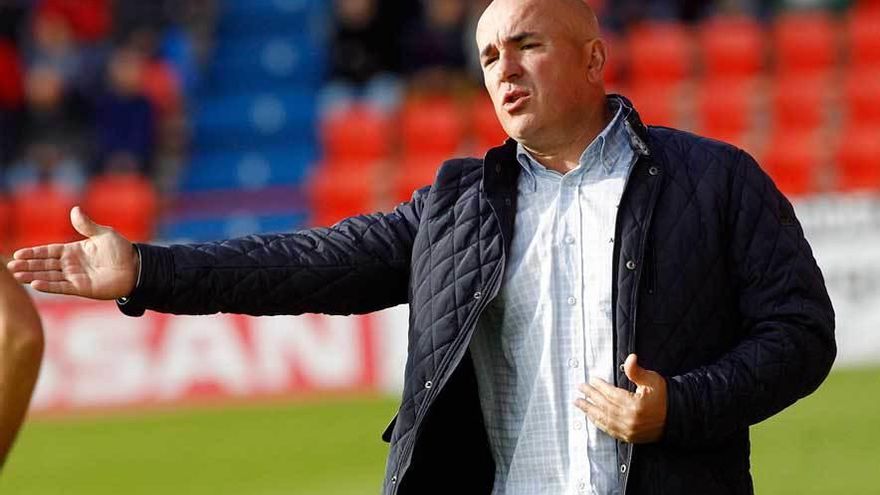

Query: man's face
left=476, top=0, right=597, bottom=146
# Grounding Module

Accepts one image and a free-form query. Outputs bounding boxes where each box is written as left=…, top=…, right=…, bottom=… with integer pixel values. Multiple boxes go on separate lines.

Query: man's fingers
left=13, top=271, right=67, bottom=283
left=575, top=398, right=620, bottom=439
left=8, top=259, right=63, bottom=273
left=584, top=378, right=631, bottom=406
left=30, top=280, right=77, bottom=295
left=12, top=244, right=65, bottom=261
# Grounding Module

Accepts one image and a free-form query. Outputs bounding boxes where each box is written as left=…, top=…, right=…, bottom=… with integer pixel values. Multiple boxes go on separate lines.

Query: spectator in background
left=24, top=8, right=84, bottom=91
left=401, top=0, right=470, bottom=93
left=0, top=39, right=25, bottom=169
left=6, top=63, right=89, bottom=192
left=94, top=46, right=156, bottom=176
left=321, top=0, right=403, bottom=114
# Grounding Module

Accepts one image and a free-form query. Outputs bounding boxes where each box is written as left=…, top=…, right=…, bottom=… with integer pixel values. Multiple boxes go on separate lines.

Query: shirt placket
left=556, top=170, right=590, bottom=494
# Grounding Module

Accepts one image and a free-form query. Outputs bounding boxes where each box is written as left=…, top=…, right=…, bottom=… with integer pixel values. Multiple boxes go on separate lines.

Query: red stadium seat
left=400, top=96, right=464, bottom=157
left=10, top=183, right=78, bottom=250
left=697, top=79, right=753, bottom=144
left=471, top=96, right=508, bottom=155
left=83, top=173, right=158, bottom=242
left=844, top=69, right=880, bottom=126
left=847, top=5, right=880, bottom=68
left=624, top=83, right=678, bottom=128
left=835, top=125, right=880, bottom=192
left=761, top=131, right=822, bottom=197
left=393, top=154, right=447, bottom=204
left=628, top=22, right=692, bottom=86
left=602, top=32, right=628, bottom=89
left=699, top=16, right=765, bottom=81
left=307, top=163, right=376, bottom=227
left=321, top=104, right=393, bottom=162
left=771, top=75, right=830, bottom=132
left=773, top=11, right=838, bottom=76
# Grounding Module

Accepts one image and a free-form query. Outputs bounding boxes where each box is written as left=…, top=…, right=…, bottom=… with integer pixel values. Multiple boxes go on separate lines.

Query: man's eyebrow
left=480, top=31, right=541, bottom=58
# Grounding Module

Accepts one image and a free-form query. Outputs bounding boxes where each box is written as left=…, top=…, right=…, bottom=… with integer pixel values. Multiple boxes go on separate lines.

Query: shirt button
left=574, top=421, right=583, bottom=430
left=626, top=260, right=637, bottom=270
left=569, top=358, right=580, bottom=368
left=564, top=235, right=575, bottom=245
left=567, top=296, right=577, bottom=306
left=577, top=481, right=587, bottom=492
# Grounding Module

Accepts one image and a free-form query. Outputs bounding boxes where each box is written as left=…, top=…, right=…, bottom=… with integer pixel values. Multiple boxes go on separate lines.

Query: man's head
left=476, top=0, right=607, bottom=152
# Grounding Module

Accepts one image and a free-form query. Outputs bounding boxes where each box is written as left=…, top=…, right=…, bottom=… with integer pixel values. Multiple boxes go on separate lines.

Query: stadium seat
left=835, top=125, right=880, bottom=192
left=307, top=163, right=377, bottom=227
left=699, top=16, right=765, bottom=81
left=628, top=21, right=692, bottom=86
left=773, top=11, right=838, bottom=76
left=320, top=104, right=393, bottom=162
left=771, top=75, right=829, bottom=132
left=761, top=131, right=822, bottom=197
left=847, top=5, right=880, bottom=68
left=83, top=173, right=158, bottom=242
left=471, top=96, right=509, bottom=155
left=10, top=183, right=78, bottom=250
left=844, top=69, right=880, bottom=126
left=400, top=96, right=465, bottom=157
left=624, top=83, right=678, bottom=128
left=697, top=79, right=753, bottom=143
left=393, top=154, right=447, bottom=204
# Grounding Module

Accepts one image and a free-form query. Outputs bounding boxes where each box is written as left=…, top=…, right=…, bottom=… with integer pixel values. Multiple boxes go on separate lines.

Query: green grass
left=1, top=368, right=878, bottom=494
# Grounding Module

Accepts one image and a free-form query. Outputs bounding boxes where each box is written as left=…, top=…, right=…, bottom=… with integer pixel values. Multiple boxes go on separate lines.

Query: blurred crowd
left=322, top=0, right=854, bottom=115
left=0, top=0, right=216, bottom=198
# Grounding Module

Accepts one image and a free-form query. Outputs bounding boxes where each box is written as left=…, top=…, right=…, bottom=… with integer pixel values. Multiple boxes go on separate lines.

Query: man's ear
left=586, top=38, right=607, bottom=84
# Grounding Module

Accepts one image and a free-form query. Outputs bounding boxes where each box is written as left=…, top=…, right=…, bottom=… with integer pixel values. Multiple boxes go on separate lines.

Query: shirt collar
left=515, top=96, right=633, bottom=191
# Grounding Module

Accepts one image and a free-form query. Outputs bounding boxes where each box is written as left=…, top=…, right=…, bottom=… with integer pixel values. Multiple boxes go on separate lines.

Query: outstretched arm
left=9, top=189, right=427, bottom=317
left=0, top=263, right=44, bottom=469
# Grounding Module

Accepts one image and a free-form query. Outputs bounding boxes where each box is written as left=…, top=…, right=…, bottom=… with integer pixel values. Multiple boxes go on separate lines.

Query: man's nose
left=498, top=52, right=522, bottom=83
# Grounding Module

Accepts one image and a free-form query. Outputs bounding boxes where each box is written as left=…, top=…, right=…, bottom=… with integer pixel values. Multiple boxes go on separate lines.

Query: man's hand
left=575, top=354, right=667, bottom=444
left=6, top=206, right=138, bottom=300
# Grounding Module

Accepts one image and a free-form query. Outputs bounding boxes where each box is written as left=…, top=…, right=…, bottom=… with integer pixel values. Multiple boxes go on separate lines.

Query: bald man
left=9, top=0, right=835, bottom=494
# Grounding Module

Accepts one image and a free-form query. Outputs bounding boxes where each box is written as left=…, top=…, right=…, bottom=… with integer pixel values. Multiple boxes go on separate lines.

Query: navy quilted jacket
left=120, top=97, right=835, bottom=494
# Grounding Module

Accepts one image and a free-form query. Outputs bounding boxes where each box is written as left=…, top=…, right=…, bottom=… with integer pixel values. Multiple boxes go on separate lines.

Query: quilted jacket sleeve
left=117, top=187, right=428, bottom=317
left=663, top=150, right=836, bottom=448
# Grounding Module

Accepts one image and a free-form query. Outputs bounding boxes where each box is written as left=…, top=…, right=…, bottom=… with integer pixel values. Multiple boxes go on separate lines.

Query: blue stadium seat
left=158, top=212, right=309, bottom=243
left=181, top=146, right=318, bottom=192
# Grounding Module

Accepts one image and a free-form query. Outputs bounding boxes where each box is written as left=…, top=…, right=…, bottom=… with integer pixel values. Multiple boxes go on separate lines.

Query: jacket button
left=474, top=291, right=482, bottom=300
left=391, top=475, right=398, bottom=484
left=425, top=380, right=433, bottom=389
left=495, top=164, right=502, bottom=173
left=504, top=198, right=512, bottom=206
left=626, top=260, right=637, bottom=270
left=619, top=364, right=625, bottom=372
left=620, top=464, right=627, bottom=474
left=648, top=166, right=660, bottom=176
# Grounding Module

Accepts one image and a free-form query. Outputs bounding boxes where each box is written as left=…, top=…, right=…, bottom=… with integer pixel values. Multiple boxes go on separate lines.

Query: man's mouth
left=503, top=89, right=531, bottom=111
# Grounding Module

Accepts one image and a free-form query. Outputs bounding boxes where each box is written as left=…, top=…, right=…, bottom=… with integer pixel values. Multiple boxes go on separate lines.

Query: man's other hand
left=575, top=354, right=667, bottom=444
left=6, top=206, right=138, bottom=300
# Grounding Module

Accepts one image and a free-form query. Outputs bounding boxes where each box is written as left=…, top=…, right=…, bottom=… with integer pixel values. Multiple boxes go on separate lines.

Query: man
left=9, top=0, right=835, bottom=493
left=0, top=263, right=44, bottom=469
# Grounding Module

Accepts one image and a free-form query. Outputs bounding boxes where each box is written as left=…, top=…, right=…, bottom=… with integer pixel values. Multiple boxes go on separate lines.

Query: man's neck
left=522, top=102, right=613, bottom=175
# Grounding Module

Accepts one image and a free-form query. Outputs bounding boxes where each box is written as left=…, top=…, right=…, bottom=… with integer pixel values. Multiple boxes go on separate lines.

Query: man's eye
left=483, top=57, right=498, bottom=67
left=522, top=43, right=539, bottom=50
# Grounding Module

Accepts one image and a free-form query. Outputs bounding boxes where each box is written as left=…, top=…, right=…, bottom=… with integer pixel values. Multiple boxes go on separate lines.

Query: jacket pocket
left=381, top=413, right=398, bottom=443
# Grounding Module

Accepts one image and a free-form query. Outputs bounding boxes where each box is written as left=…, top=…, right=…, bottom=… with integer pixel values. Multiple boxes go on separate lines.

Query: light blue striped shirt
left=470, top=97, right=639, bottom=495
